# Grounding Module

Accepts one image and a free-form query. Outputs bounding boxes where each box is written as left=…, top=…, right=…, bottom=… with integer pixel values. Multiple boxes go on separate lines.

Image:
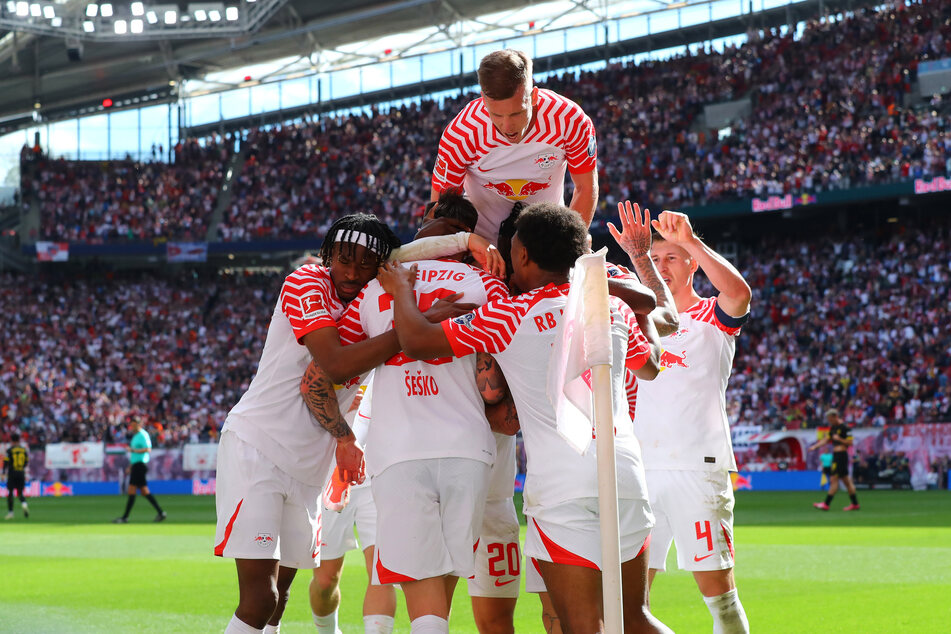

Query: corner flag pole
left=581, top=252, right=624, bottom=634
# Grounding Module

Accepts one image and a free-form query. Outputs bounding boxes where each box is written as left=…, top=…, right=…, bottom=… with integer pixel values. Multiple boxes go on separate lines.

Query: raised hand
left=650, top=210, right=695, bottom=245
left=467, top=233, right=506, bottom=278
left=608, top=200, right=652, bottom=257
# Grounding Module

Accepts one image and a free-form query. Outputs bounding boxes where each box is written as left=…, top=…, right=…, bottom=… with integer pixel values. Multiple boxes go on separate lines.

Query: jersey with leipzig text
left=442, top=283, right=652, bottom=514
left=633, top=297, right=748, bottom=472
left=224, top=264, right=363, bottom=486
left=432, top=89, right=597, bottom=241
left=337, top=260, right=508, bottom=478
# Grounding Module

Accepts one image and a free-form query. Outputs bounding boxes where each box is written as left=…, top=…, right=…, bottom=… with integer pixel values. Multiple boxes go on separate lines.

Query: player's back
left=341, top=260, right=508, bottom=477
left=446, top=284, right=650, bottom=514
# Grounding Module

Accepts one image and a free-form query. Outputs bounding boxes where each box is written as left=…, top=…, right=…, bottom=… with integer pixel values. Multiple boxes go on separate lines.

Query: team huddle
left=214, top=50, right=752, bottom=634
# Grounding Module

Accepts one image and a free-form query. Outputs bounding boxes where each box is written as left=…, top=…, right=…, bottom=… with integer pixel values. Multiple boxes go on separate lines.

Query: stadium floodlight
left=29, top=3, right=41, bottom=18
left=130, top=18, right=143, bottom=33
left=50, top=16, right=61, bottom=26
left=42, top=4, right=54, bottom=19
left=100, top=3, right=112, bottom=18
left=113, top=18, right=126, bottom=34
left=82, top=19, right=94, bottom=32
left=5, top=1, right=13, bottom=13
left=15, top=1, right=28, bottom=17
left=225, top=6, right=237, bottom=21
left=164, top=9, right=176, bottom=24
left=145, top=10, right=157, bottom=23
left=208, top=9, right=220, bottom=21
left=131, top=1, right=144, bottom=16
left=193, top=9, right=206, bottom=20
left=85, top=3, right=97, bottom=17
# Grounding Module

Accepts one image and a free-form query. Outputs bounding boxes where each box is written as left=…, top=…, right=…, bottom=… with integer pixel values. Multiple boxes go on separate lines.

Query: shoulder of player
left=536, top=89, right=590, bottom=122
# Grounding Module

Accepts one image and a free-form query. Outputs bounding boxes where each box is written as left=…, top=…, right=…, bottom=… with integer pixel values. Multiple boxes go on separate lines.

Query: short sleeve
left=280, top=269, right=339, bottom=343
left=441, top=298, right=519, bottom=357
left=565, top=109, right=597, bottom=175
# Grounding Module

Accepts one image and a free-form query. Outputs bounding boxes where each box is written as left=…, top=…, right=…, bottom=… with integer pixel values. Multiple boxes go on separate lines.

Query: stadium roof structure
left=0, top=0, right=867, bottom=134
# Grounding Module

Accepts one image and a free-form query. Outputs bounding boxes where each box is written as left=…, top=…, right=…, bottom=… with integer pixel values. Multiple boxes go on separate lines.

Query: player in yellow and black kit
left=809, top=409, right=860, bottom=511
left=4, top=432, right=29, bottom=520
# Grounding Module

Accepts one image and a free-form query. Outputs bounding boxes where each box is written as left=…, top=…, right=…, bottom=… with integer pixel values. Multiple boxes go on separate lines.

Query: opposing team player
left=378, top=202, right=672, bottom=634
left=334, top=215, right=510, bottom=634
left=431, top=49, right=598, bottom=240
left=4, top=432, right=29, bottom=520
left=809, top=409, right=860, bottom=511
left=310, top=378, right=397, bottom=634
left=632, top=210, right=752, bottom=634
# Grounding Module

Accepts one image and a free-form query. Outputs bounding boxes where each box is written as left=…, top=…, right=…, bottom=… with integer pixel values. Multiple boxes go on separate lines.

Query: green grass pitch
left=0, top=490, right=949, bottom=632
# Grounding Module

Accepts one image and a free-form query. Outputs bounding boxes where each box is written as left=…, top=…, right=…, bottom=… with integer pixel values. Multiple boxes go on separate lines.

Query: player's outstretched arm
left=652, top=210, right=751, bottom=318
left=303, top=327, right=400, bottom=385
left=809, top=436, right=830, bottom=451
left=476, top=353, right=508, bottom=405
left=300, top=361, right=365, bottom=484
left=609, top=201, right=680, bottom=335
left=631, top=312, right=662, bottom=381
left=608, top=277, right=656, bottom=315
left=377, top=261, right=455, bottom=360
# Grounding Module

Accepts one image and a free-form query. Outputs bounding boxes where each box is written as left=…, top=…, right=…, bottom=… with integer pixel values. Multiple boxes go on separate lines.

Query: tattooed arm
left=485, top=392, right=520, bottom=435
left=608, top=200, right=680, bottom=336
left=476, top=353, right=508, bottom=405
left=300, top=360, right=366, bottom=484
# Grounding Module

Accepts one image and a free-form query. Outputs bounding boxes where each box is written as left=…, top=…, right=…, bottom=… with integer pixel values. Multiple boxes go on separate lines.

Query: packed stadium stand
left=19, top=0, right=951, bottom=243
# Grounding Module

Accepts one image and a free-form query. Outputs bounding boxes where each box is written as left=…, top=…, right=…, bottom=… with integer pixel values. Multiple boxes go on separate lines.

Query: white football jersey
left=338, top=260, right=508, bottom=477
left=224, top=265, right=363, bottom=487
left=633, top=297, right=748, bottom=472
left=432, top=89, right=597, bottom=241
left=442, top=283, right=652, bottom=514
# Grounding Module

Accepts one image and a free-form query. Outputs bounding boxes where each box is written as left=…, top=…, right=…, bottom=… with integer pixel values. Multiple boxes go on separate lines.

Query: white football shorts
left=214, top=430, right=324, bottom=569
left=646, top=469, right=735, bottom=572
left=467, top=497, right=521, bottom=598
left=524, top=497, right=653, bottom=593
left=371, top=458, right=490, bottom=584
left=320, top=483, right=377, bottom=560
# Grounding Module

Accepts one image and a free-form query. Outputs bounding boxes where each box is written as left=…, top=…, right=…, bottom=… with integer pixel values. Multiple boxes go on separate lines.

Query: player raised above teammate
left=431, top=49, right=598, bottom=240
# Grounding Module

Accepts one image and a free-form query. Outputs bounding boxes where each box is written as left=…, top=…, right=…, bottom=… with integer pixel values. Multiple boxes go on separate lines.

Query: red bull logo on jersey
left=334, top=375, right=362, bottom=391
left=482, top=178, right=551, bottom=201
left=254, top=533, right=275, bottom=548
left=659, top=349, right=689, bottom=370
left=534, top=152, right=560, bottom=169
left=731, top=473, right=753, bottom=491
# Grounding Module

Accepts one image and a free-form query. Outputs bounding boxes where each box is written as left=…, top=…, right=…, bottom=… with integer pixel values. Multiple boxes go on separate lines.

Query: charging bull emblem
left=483, top=178, right=552, bottom=201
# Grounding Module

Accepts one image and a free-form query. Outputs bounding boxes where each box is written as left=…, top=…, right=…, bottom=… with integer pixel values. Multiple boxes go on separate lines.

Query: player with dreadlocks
left=216, top=213, right=488, bottom=634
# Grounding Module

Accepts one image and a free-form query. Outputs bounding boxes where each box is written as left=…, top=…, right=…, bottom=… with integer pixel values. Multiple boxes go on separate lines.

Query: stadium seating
left=24, top=1, right=951, bottom=242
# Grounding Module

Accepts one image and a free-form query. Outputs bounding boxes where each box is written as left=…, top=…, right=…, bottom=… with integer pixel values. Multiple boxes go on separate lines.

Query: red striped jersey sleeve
left=624, top=369, right=638, bottom=421
left=280, top=266, right=339, bottom=342
left=616, top=298, right=651, bottom=372
left=336, top=294, right=368, bottom=346
left=605, top=262, right=635, bottom=280
left=432, top=100, right=483, bottom=193
left=687, top=297, right=747, bottom=336
left=441, top=296, right=522, bottom=357
left=559, top=97, right=597, bottom=174
left=476, top=269, right=510, bottom=302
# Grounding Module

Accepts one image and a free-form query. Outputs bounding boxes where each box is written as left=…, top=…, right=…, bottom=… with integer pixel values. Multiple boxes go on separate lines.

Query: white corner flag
left=547, top=247, right=614, bottom=454
left=546, top=246, right=624, bottom=634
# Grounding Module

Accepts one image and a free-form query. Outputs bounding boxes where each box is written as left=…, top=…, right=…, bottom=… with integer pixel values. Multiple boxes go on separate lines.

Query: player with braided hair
left=217, top=212, right=488, bottom=634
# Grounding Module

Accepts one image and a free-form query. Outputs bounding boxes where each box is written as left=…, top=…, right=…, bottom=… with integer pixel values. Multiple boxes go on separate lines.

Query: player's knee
left=238, top=584, right=279, bottom=625
left=473, top=610, right=515, bottom=634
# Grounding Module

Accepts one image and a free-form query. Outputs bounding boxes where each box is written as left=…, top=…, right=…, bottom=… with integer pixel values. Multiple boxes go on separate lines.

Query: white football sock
left=313, top=610, right=340, bottom=634
left=263, top=624, right=280, bottom=634
left=410, top=614, right=448, bottom=633
left=225, top=614, right=264, bottom=634
left=703, top=588, right=750, bottom=634
left=364, top=614, right=395, bottom=634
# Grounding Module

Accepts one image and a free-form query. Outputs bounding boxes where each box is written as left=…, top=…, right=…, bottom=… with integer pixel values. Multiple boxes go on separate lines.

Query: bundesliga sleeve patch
left=300, top=293, right=330, bottom=320
left=452, top=313, right=476, bottom=329
left=586, top=134, right=597, bottom=158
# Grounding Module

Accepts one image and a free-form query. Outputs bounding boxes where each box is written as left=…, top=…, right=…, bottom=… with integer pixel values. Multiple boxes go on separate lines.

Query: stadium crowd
left=725, top=214, right=951, bottom=430
left=1, top=211, right=948, bottom=449
left=23, top=0, right=951, bottom=242
left=0, top=268, right=281, bottom=449
left=27, top=136, right=232, bottom=242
